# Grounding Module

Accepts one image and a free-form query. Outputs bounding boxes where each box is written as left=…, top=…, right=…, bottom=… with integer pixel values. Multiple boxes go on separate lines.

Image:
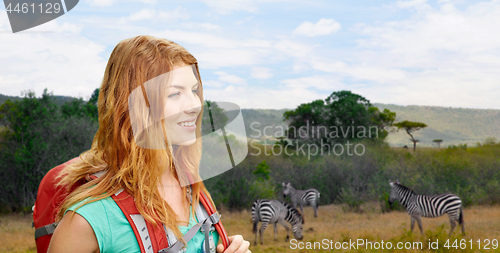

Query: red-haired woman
left=48, top=35, right=250, bottom=253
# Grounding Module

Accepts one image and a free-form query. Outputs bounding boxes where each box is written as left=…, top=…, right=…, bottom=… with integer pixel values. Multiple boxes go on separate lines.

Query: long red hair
left=57, top=35, right=210, bottom=241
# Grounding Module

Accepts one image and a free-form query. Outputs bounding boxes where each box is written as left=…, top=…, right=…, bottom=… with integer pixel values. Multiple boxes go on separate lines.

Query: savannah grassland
left=1, top=204, right=500, bottom=253
left=2, top=143, right=500, bottom=253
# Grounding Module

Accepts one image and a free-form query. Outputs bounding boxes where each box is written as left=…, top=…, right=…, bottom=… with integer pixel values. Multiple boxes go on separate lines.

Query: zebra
left=251, top=199, right=304, bottom=245
left=282, top=182, right=320, bottom=217
left=389, top=180, right=465, bottom=236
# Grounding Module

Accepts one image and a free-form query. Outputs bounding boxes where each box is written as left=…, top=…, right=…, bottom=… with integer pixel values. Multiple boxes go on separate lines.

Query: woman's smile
left=177, top=118, right=197, bottom=131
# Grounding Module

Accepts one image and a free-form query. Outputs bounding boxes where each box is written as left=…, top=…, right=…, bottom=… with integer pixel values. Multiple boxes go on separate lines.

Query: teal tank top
left=67, top=197, right=219, bottom=253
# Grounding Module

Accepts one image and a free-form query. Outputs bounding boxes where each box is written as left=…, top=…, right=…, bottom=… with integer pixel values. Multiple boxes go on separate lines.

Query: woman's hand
left=217, top=235, right=250, bottom=253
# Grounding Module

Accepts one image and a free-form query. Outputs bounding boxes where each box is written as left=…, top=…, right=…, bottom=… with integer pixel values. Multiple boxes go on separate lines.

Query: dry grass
left=222, top=203, right=500, bottom=252
left=2, top=204, right=499, bottom=253
left=0, top=213, right=36, bottom=253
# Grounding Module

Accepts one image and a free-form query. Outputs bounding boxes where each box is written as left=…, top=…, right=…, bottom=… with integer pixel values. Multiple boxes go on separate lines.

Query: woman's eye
left=192, top=89, right=198, bottom=94
left=168, top=92, right=180, bottom=98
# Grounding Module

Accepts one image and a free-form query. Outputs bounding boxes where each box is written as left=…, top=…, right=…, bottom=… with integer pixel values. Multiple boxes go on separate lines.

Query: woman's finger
left=220, top=235, right=250, bottom=253
left=235, top=240, right=250, bottom=253
left=216, top=243, right=224, bottom=253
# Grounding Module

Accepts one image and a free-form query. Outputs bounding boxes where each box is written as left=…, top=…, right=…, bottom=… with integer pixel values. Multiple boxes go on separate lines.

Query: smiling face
left=163, top=64, right=202, bottom=146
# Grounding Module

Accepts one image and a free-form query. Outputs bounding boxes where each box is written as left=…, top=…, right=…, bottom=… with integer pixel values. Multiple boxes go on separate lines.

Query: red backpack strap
left=199, top=191, right=229, bottom=250
left=111, top=190, right=169, bottom=253
left=185, top=173, right=230, bottom=250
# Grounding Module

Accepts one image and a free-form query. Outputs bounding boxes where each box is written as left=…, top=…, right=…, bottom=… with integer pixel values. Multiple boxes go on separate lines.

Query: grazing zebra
left=389, top=180, right=465, bottom=236
left=282, top=182, right=320, bottom=217
left=252, top=199, right=304, bottom=245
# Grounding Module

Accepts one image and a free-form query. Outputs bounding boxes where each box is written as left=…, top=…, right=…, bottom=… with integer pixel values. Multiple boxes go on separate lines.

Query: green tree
left=483, top=137, right=498, bottom=146
left=393, top=120, right=427, bottom=151
left=283, top=99, right=325, bottom=141
left=253, top=160, right=271, bottom=181
left=283, top=91, right=396, bottom=147
left=250, top=160, right=275, bottom=200
left=325, top=90, right=372, bottom=130
left=89, top=88, right=99, bottom=106
left=0, top=89, right=98, bottom=211
left=61, top=97, right=98, bottom=122
left=433, top=139, right=443, bottom=148
left=368, top=107, right=396, bottom=140
left=0, top=90, right=60, bottom=209
left=202, top=100, right=228, bottom=134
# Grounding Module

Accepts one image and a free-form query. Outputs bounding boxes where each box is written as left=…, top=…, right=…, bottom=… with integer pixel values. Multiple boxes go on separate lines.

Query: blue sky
left=1, top=0, right=499, bottom=110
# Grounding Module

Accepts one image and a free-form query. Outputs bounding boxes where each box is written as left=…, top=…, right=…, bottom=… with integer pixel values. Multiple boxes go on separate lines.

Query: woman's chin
left=175, top=139, right=197, bottom=146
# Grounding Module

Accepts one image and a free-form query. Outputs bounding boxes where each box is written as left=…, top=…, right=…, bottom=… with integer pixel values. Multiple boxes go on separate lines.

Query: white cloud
left=314, top=0, right=500, bottom=109
left=215, top=72, right=247, bottom=85
left=199, top=23, right=222, bottom=31
left=179, top=22, right=222, bottom=32
left=157, top=7, right=190, bottom=21
left=202, top=80, right=226, bottom=88
left=357, top=1, right=500, bottom=57
left=129, top=9, right=156, bottom=21
left=251, top=67, right=273, bottom=79
left=86, top=0, right=159, bottom=6
left=281, top=76, right=344, bottom=91
left=199, top=0, right=286, bottom=14
left=0, top=26, right=107, bottom=98
left=200, top=0, right=257, bottom=14
left=155, top=30, right=236, bottom=48
left=139, top=0, right=157, bottom=4
left=293, top=18, right=341, bottom=37
left=274, top=40, right=314, bottom=58
left=193, top=49, right=261, bottom=69
left=85, top=0, right=116, bottom=7
left=394, top=0, right=428, bottom=9
left=203, top=84, right=327, bottom=109
left=311, top=60, right=407, bottom=83
left=0, top=10, right=9, bottom=31
left=124, top=7, right=190, bottom=23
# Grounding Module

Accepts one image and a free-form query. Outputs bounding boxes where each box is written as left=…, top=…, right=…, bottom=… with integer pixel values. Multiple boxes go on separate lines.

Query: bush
left=205, top=141, right=500, bottom=211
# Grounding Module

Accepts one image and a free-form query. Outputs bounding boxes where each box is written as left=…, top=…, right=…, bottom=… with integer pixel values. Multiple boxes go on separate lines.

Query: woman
left=48, top=35, right=250, bottom=253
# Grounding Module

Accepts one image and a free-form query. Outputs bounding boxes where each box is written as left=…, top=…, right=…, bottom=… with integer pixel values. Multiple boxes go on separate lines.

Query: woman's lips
left=177, top=119, right=196, bottom=131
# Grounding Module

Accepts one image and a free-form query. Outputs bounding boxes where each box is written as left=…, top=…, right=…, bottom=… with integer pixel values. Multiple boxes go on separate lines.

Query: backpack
left=32, top=157, right=229, bottom=253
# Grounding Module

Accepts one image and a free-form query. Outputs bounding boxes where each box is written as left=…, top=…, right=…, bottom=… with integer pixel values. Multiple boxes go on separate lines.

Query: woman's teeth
left=179, top=121, right=195, bottom=127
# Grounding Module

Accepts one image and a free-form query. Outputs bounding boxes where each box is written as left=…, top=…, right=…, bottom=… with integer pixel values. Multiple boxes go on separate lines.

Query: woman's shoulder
left=64, top=196, right=140, bottom=252
left=67, top=196, right=118, bottom=215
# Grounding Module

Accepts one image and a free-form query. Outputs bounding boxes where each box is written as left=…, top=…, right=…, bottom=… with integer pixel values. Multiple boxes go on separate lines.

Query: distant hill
left=373, top=103, right=500, bottom=147
left=0, top=93, right=80, bottom=107
left=242, top=104, right=500, bottom=147
left=2, top=93, right=498, bottom=147
left=0, top=94, right=22, bottom=106
left=241, top=108, right=289, bottom=141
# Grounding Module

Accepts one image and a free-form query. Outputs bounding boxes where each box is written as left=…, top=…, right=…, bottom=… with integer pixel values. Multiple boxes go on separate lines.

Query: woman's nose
left=184, top=93, right=201, bottom=115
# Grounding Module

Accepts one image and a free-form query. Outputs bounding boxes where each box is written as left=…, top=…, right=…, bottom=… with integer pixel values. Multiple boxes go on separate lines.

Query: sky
left=1, top=0, right=499, bottom=110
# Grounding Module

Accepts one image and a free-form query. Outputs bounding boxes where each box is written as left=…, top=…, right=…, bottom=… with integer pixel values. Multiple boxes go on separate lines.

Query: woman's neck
left=159, top=170, right=190, bottom=224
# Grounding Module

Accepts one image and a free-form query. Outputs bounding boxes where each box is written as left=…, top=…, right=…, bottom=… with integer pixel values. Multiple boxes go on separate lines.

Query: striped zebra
left=282, top=182, right=320, bottom=217
left=389, top=180, right=465, bottom=236
left=252, top=199, right=304, bottom=245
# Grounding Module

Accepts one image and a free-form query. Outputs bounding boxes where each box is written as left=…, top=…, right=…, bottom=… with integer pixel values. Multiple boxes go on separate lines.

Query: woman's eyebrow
left=168, top=83, right=199, bottom=90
